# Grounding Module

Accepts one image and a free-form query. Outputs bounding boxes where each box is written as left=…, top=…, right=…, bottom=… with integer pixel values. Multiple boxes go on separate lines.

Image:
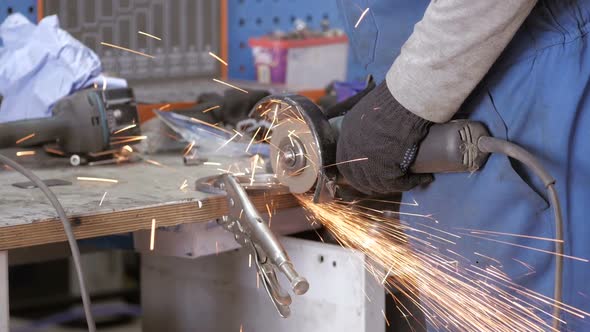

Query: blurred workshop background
left=0, top=1, right=421, bottom=331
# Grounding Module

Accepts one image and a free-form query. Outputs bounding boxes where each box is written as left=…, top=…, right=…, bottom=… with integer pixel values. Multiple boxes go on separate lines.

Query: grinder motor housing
left=0, top=88, right=141, bottom=155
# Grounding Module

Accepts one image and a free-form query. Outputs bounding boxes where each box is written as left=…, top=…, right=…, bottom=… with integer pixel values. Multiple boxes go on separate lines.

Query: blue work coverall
left=339, top=0, right=590, bottom=330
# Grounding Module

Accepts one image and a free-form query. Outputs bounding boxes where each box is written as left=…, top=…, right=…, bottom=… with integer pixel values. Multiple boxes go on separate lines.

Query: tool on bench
left=0, top=88, right=141, bottom=166
left=195, top=173, right=308, bottom=318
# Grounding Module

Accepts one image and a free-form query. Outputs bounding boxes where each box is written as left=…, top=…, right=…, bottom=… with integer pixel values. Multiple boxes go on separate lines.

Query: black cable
left=0, top=154, right=96, bottom=332
left=478, top=136, right=563, bottom=330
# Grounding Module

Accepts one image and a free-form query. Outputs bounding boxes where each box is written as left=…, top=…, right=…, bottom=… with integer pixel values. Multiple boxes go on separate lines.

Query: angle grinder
left=0, top=88, right=141, bottom=165
left=250, top=94, right=565, bottom=329
left=251, top=95, right=492, bottom=203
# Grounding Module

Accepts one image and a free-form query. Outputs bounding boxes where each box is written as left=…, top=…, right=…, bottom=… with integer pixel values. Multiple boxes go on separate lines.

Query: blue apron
left=339, top=1, right=590, bottom=330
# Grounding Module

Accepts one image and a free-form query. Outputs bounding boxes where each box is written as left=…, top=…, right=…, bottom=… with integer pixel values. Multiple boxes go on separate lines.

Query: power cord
left=478, top=136, right=563, bottom=330
left=0, top=154, right=96, bottom=332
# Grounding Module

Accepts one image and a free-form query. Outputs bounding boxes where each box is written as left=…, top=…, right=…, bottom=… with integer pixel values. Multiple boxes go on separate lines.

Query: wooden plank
left=0, top=152, right=300, bottom=250
left=0, top=193, right=298, bottom=251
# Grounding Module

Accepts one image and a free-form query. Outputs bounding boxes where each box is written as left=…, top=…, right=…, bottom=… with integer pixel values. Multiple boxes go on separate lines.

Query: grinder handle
left=410, top=120, right=490, bottom=173
left=0, top=116, right=65, bottom=148
left=329, top=117, right=490, bottom=174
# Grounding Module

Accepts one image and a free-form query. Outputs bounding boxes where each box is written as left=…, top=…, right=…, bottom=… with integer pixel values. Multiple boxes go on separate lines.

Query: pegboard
left=0, top=0, right=37, bottom=23
left=227, top=0, right=365, bottom=82
left=38, top=0, right=221, bottom=81
left=0, top=0, right=38, bottom=46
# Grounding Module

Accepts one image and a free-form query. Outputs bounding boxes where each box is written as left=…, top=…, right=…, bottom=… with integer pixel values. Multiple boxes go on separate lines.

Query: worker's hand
left=336, top=81, right=434, bottom=195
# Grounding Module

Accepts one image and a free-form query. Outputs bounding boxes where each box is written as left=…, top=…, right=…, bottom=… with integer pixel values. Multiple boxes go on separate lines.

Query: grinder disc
left=251, top=95, right=336, bottom=195
left=270, top=117, right=320, bottom=194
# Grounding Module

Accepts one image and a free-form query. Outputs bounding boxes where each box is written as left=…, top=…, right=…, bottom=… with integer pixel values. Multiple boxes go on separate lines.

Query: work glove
left=336, top=81, right=434, bottom=195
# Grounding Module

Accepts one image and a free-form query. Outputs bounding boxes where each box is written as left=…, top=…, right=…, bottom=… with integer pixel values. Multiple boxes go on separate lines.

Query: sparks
left=216, top=241, right=219, bottom=255
left=99, top=192, right=108, bottom=206
left=113, top=124, right=137, bottom=134
left=250, top=155, right=260, bottom=185
left=77, top=176, right=119, bottom=184
left=100, top=42, right=155, bottom=58
left=122, top=145, right=134, bottom=153
left=249, top=254, right=252, bottom=268
left=354, top=8, right=370, bottom=28
left=204, top=162, right=222, bottom=166
left=212, top=78, right=248, bottom=94
left=102, top=76, right=107, bottom=91
left=295, top=194, right=571, bottom=331
left=179, top=179, right=189, bottom=191
left=202, top=105, right=221, bottom=113
left=460, top=228, right=564, bottom=243
left=462, top=232, right=589, bottom=263
left=323, top=157, right=368, bottom=168
left=45, top=147, right=65, bottom=156
left=138, top=30, right=162, bottom=41
left=183, top=141, right=196, bottom=156
left=145, top=159, right=164, bottom=167
left=266, top=203, right=273, bottom=227
left=16, top=133, right=35, bottom=145
left=381, top=309, right=391, bottom=327
left=16, top=151, right=35, bottom=157
left=110, top=136, right=148, bottom=145
left=158, top=104, right=171, bottom=110
left=245, top=127, right=261, bottom=153
left=150, top=218, right=156, bottom=251
left=208, top=52, right=228, bottom=66
left=189, top=117, right=233, bottom=134
left=216, top=132, right=241, bottom=151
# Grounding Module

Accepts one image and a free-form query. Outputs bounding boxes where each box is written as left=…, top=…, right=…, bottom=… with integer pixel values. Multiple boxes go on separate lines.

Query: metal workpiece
left=217, top=174, right=309, bottom=318
left=195, top=173, right=289, bottom=196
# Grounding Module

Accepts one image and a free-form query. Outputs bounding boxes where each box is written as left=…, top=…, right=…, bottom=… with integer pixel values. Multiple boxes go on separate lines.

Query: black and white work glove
left=336, top=81, right=434, bottom=195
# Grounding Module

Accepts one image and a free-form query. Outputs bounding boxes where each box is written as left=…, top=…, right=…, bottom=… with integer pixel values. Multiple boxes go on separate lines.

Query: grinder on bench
left=0, top=88, right=141, bottom=165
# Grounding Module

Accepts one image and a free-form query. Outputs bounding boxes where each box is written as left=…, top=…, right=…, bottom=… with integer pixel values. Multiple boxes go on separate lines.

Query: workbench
left=0, top=149, right=301, bottom=331
left=0, top=150, right=298, bottom=251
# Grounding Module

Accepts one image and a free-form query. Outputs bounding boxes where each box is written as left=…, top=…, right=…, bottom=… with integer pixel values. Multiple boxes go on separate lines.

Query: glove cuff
left=373, top=81, right=432, bottom=134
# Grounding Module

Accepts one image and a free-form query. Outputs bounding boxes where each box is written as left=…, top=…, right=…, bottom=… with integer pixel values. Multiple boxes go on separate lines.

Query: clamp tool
left=196, top=174, right=309, bottom=318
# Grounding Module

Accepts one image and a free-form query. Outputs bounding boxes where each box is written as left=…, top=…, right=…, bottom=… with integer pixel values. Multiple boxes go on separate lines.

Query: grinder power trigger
left=250, top=94, right=492, bottom=203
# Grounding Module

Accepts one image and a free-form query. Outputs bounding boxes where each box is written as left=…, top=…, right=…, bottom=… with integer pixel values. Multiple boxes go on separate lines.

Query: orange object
left=137, top=102, right=197, bottom=124
left=220, top=0, right=229, bottom=79
left=297, top=89, right=326, bottom=103
left=37, top=0, right=43, bottom=21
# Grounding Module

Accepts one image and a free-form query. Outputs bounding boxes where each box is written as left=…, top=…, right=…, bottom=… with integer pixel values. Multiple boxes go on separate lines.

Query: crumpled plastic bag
left=0, top=13, right=104, bottom=123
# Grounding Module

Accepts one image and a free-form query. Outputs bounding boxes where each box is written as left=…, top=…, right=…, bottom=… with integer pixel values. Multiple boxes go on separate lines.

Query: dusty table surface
left=0, top=150, right=298, bottom=250
left=0, top=151, right=218, bottom=227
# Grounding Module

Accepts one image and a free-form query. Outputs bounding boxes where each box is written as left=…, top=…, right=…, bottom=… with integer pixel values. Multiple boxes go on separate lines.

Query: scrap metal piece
left=217, top=174, right=309, bottom=318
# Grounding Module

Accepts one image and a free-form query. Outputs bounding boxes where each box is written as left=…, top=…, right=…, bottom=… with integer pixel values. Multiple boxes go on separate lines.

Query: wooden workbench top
left=0, top=151, right=297, bottom=250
